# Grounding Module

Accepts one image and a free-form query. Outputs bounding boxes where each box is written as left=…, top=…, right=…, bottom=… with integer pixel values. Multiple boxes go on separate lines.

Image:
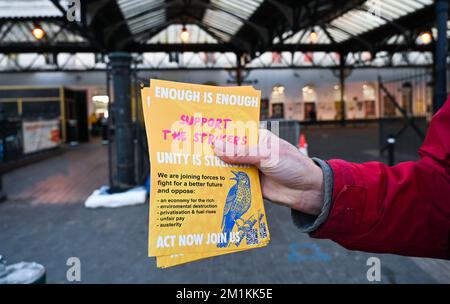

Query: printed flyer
left=141, top=79, right=270, bottom=268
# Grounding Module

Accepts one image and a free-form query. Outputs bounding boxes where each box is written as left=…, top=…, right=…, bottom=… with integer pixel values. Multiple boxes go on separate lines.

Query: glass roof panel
left=210, top=0, right=263, bottom=20
left=275, top=0, right=433, bottom=45
left=202, top=0, right=263, bottom=39
left=203, top=10, right=243, bottom=35
left=0, top=0, right=63, bottom=18
left=117, top=0, right=166, bottom=35
left=329, top=0, right=433, bottom=42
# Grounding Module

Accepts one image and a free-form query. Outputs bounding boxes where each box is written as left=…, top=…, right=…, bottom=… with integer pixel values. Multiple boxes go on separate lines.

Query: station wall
left=0, top=67, right=431, bottom=121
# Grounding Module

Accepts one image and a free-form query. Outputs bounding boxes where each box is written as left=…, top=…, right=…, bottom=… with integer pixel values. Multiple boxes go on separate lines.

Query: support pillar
left=339, top=54, right=346, bottom=125
left=434, top=0, right=448, bottom=112
left=0, top=173, right=7, bottom=203
left=236, top=54, right=243, bottom=86
left=109, top=52, right=135, bottom=191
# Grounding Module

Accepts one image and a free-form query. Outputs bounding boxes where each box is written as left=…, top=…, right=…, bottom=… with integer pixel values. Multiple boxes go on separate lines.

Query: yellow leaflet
left=141, top=80, right=270, bottom=267
left=156, top=241, right=269, bottom=268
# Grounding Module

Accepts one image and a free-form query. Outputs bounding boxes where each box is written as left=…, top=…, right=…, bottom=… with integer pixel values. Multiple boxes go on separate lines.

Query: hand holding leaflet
left=141, top=80, right=270, bottom=268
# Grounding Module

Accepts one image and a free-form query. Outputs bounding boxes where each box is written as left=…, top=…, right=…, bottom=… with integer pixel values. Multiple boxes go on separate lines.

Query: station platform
left=1, top=126, right=449, bottom=283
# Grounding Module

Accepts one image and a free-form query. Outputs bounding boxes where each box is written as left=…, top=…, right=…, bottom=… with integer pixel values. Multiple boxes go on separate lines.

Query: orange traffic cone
left=298, top=134, right=308, bottom=156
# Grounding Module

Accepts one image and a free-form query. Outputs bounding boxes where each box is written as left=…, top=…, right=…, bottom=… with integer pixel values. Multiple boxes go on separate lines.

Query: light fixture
left=180, top=26, right=190, bottom=43
left=32, top=25, right=46, bottom=40
left=303, top=85, right=314, bottom=94
left=272, top=85, right=285, bottom=95
left=92, top=95, right=109, bottom=103
left=309, top=30, right=318, bottom=43
left=419, top=31, right=432, bottom=44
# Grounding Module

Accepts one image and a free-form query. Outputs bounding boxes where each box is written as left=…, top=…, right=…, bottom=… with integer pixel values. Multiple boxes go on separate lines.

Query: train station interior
left=0, top=0, right=449, bottom=283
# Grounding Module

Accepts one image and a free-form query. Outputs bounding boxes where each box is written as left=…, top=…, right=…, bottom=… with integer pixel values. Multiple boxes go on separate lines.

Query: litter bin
left=0, top=173, right=6, bottom=203
left=0, top=119, right=23, bottom=162
left=67, top=119, right=79, bottom=146
left=101, top=117, right=109, bottom=144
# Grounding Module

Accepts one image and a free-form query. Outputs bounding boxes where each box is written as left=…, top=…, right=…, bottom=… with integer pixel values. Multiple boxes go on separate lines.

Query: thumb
left=213, top=129, right=278, bottom=168
left=213, top=140, right=263, bottom=165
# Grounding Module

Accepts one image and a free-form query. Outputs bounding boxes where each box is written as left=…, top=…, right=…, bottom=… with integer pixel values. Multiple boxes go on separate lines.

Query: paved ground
left=1, top=125, right=449, bottom=283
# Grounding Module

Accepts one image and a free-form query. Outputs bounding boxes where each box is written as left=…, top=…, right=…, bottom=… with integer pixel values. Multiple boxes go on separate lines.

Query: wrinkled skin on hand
left=214, top=129, right=324, bottom=216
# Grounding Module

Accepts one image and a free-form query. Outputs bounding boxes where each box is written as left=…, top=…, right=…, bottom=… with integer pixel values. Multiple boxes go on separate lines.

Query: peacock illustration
left=217, top=170, right=251, bottom=248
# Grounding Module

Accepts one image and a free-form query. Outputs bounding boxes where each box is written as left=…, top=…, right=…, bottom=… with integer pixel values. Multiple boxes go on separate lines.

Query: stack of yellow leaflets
left=141, top=79, right=270, bottom=268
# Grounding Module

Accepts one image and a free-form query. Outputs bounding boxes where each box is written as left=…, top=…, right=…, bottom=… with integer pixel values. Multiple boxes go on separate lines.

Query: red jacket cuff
left=310, top=159, right=367, bottom=240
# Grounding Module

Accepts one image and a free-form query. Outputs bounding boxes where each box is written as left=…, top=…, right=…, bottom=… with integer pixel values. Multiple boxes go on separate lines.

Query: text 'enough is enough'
left=154, top=86, right=259, bottom=108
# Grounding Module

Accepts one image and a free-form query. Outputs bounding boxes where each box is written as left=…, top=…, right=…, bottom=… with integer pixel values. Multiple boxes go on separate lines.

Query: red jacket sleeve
left=311, top=96, right=450, bottom=260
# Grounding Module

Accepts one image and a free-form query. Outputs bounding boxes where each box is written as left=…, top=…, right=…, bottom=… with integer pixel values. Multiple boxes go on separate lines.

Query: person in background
left=88, top=112, right=98, bottom=137
left=214, top=96, right=450, bottom=260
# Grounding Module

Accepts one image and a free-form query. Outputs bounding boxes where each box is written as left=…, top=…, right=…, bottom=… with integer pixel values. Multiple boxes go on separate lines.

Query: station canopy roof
left=0, top=0, right=448, bottom=71
left=0, top=0, right=63, bottom=18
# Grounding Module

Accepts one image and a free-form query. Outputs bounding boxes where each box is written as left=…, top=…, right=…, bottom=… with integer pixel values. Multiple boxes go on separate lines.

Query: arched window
left=270, top=84, right=286, bottom=119
left=302, top=85, right=317, bottom=121
left=363, top=83, right=376, bottom=100
left=302, top=85, right=316, bottom=102
left=363, top=83, right=376, bottom=118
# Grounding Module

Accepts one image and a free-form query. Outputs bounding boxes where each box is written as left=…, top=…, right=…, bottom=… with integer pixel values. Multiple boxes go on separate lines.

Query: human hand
left=213, top=129, right=324, bottom=216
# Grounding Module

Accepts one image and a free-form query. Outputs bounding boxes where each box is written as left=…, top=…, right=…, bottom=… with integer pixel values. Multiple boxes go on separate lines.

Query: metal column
left=236, top=53, right=243, bottom=86
left=339, top=54, right=346, bottom=125
left=0, top=173, right=7, bottom=203
left=109, top=52, right=135, bottom=191
left=434, top=0, right=448, bottom=112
